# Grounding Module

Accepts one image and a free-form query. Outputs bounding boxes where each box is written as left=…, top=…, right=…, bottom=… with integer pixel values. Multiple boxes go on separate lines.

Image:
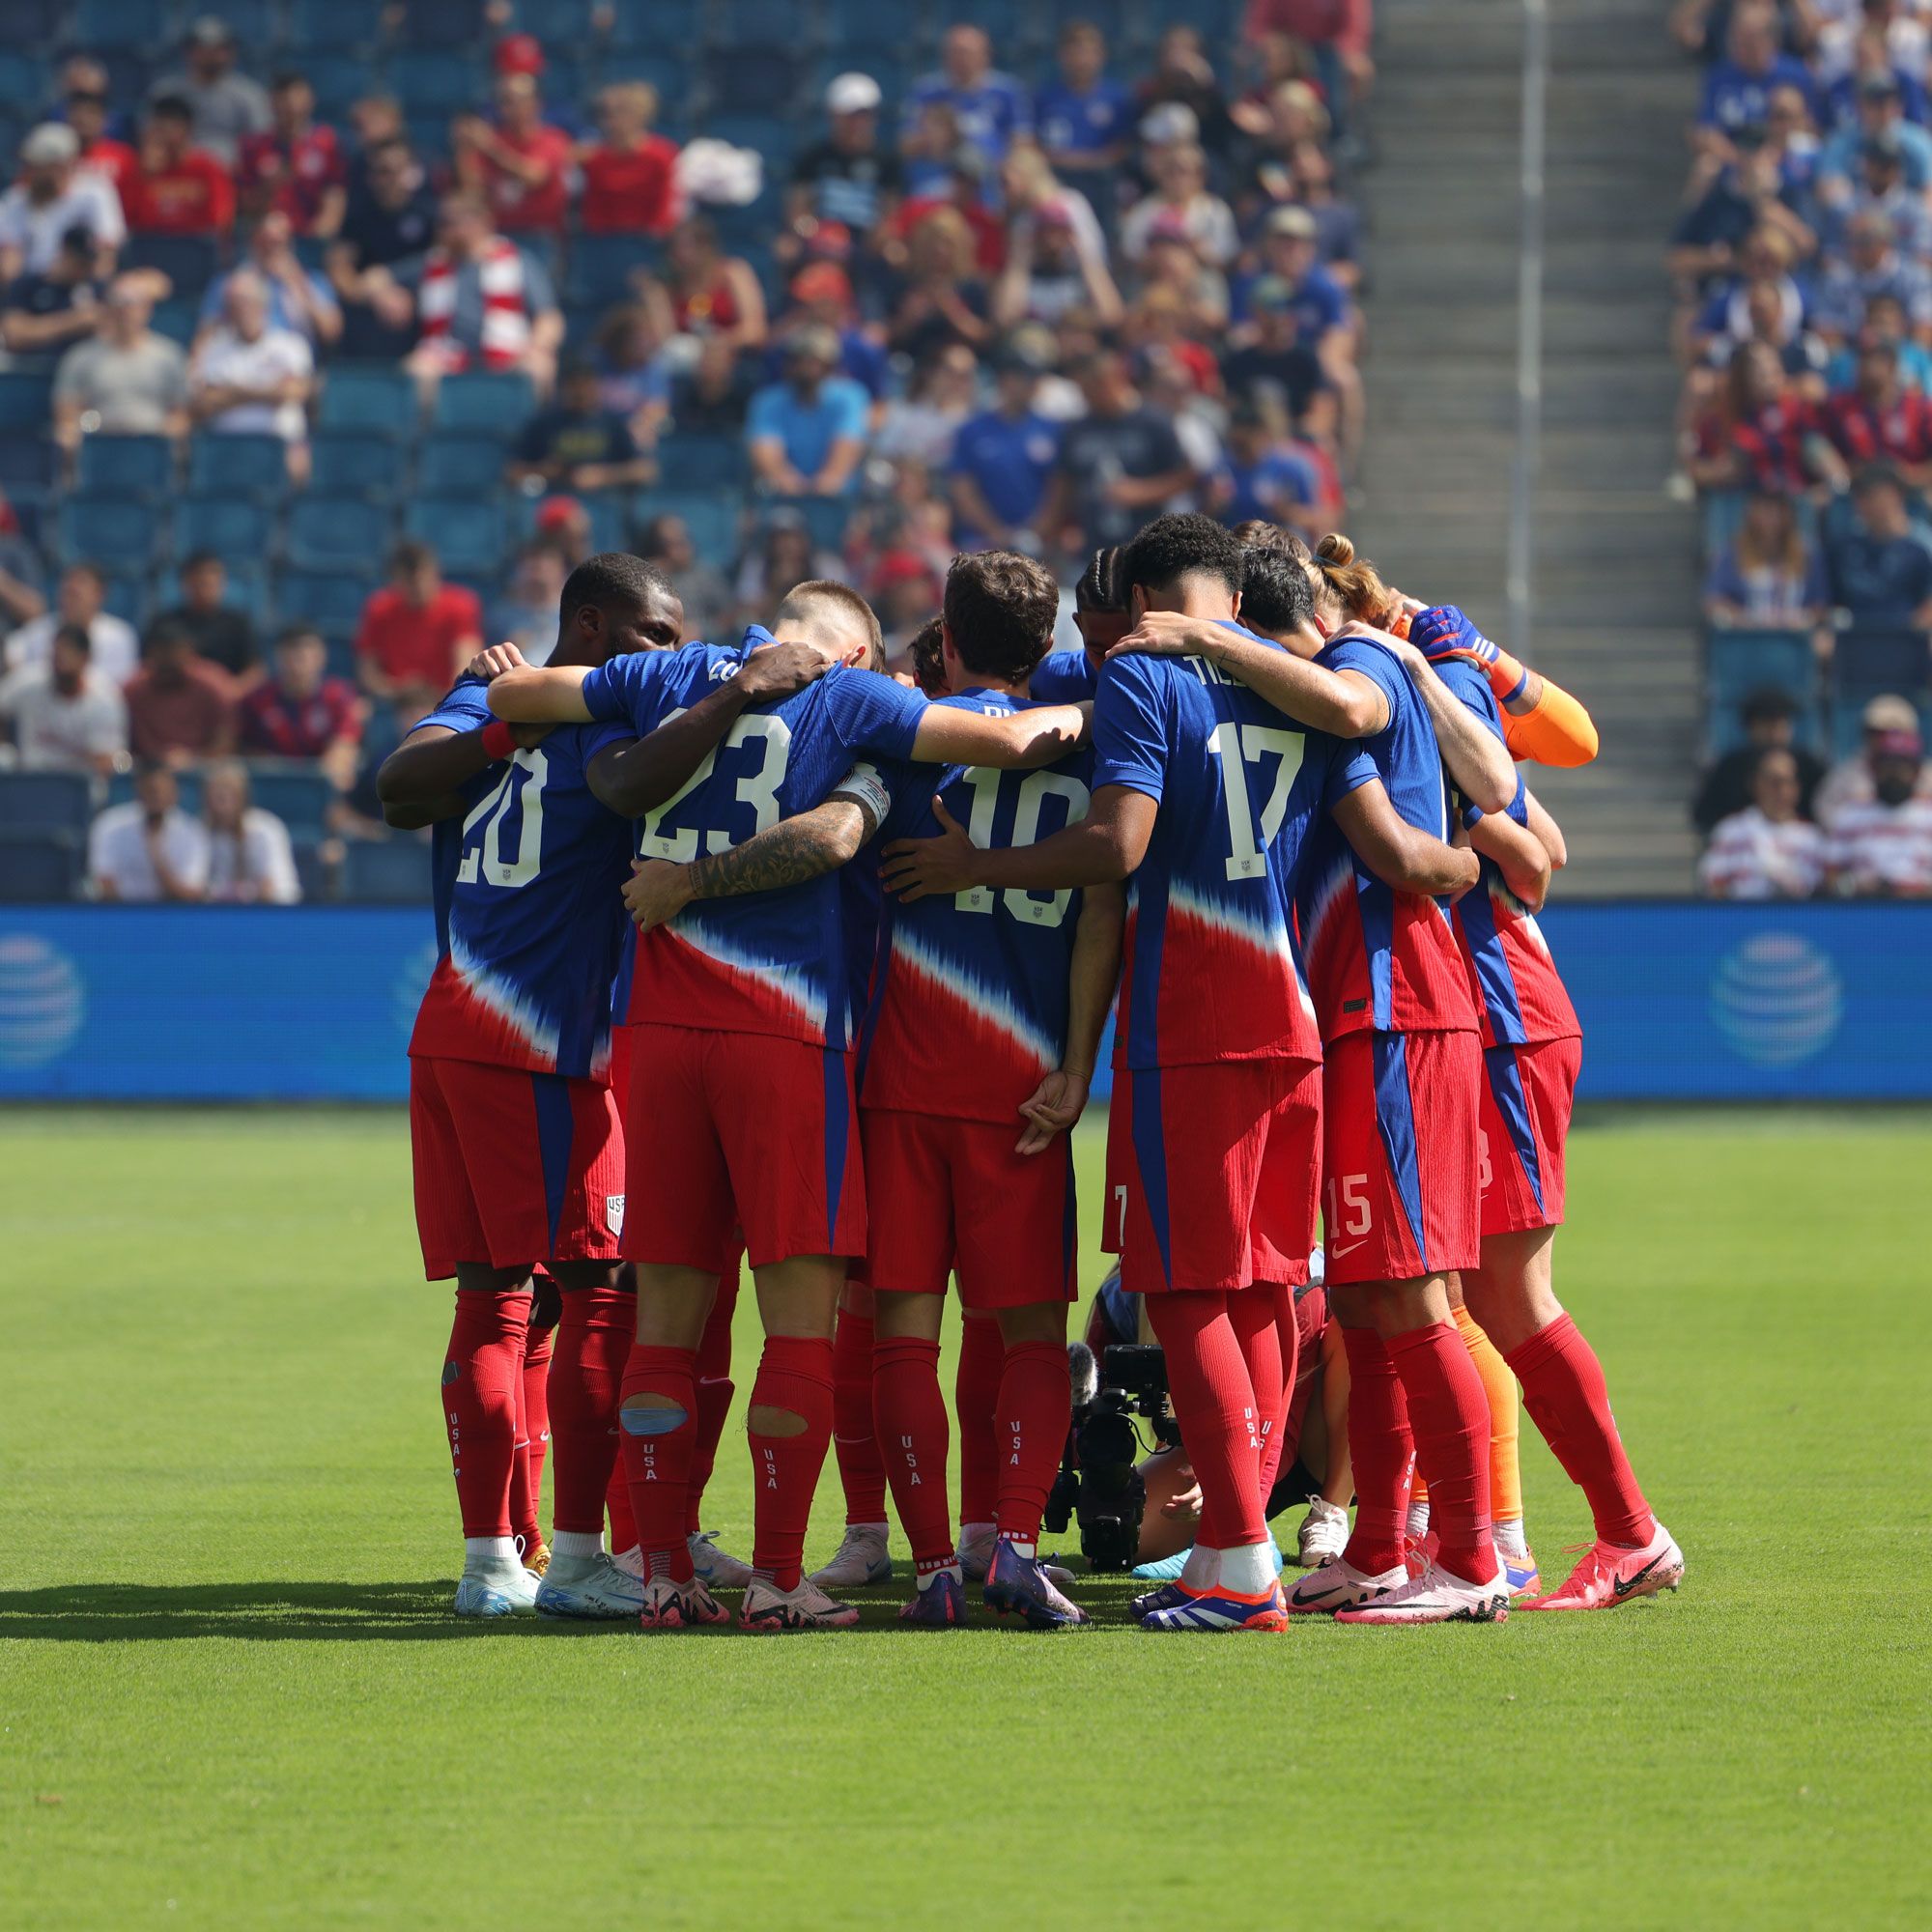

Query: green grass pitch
left=2, top=1104, right=1928, bottom=1930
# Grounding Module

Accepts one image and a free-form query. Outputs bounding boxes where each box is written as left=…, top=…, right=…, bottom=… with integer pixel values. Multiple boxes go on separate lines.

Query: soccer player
left=882, top=515, right=1477, bottom=1633
left=489, top=582, right=1088, bottom=1632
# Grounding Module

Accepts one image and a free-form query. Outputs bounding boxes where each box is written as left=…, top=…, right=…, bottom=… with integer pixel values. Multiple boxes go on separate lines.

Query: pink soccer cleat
left=1519, top=1525, right=1685, bottom=1612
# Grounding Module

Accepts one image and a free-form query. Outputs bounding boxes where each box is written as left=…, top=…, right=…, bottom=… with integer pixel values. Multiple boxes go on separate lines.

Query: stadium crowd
left=1670, top=0, right=1932, bottom=895
left=0, top=0, right=1375, bottom=904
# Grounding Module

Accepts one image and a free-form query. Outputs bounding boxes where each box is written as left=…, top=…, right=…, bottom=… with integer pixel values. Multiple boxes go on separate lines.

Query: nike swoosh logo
left=1327, top=1239, right=1368, bottom=1260
left=1611, top=1551, right=1666, bottom=1598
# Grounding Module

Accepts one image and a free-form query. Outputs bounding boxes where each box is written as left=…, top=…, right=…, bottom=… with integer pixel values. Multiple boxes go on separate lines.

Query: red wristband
left=478, top=718, right=516, bottom=761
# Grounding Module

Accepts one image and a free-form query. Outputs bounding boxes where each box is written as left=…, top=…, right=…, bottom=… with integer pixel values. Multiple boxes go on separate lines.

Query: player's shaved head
left=1122, top=513, right=1246, bottom=609
left=943, top=550, right=1058, bottom=683
left=775, top=579, right=885, bottom=669
left=554, top=552, right=682, bottom=666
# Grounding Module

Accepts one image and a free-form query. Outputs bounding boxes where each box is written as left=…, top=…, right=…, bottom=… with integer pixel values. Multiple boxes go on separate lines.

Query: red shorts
left=409, top=1055, right=624, bottom=1280
left=1478, top=1037, right=1580, bottom=1236
left=862, top=1107, right=1076, bottom=1308
left=622, top=1023, right=864, bottom=1271
left=1104, top=1057, right=1322, bottom=1294
left=1321, top=1028, right=1481, bottom=1286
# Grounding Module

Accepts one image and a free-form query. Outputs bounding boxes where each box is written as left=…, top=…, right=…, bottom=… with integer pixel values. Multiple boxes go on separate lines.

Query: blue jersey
left=1029, top=648, right=1099, bottom=702
left=417, top=675, right=495, bottom=959
left=854, top=689, right=1097, bottom=1122
left=1095, top=632, right=1355, bottom=1069
left=581, top=632, right=929, bottom=1047
left=1296, top=634, right=1478, bottom=1041
left=409, top=678, right=637, bottom=1080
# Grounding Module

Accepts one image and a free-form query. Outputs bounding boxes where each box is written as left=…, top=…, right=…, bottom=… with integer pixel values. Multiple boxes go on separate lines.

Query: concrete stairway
left=1351, top=0, right=1702, bottom=894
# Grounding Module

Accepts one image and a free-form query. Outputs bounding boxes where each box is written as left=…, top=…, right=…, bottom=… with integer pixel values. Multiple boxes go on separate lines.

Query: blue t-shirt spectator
left=1232, top=262, right=1349, bottom=342
left=1036, top=77, right=1135, bottom=160
left=1820, top=119, right=1932, bottom=191
left=1700, top=54, right=1820, bottom=132
left=1830, top=526, right=1932, bottom=623
left=762, top=327, right=890, bottom=401
left=1815, top=255, right=1932, bottom=336
left=747, top=373, right=870, bottom=487
left=903, top=71, right=1032, bottom=165
left=950, top=407, right=1062, bottom=538
left=1215, top=447, right=1321, bottom=528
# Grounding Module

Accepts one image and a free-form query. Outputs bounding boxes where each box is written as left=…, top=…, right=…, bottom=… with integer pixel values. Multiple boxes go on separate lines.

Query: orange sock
left=1454, top=1303, right=1522, bottom=1529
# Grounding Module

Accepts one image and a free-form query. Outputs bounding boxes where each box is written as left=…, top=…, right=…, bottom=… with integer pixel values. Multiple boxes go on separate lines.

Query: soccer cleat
left=1499, top=1541, right=1541, bottom=1598
left=454, top=1565, right=540, bottom=1618
left=983, top=1542, right=1090, bottom=1630
left=1129, top=1547, right=1190, bottom=1582
left=1297, top=1498, right=1350, bottom=1568
left=1129, top=1579, right=1191, bottom=1619
left=957, top=1522, right=997, bottom=1582
left=519, top=1537, right=551, bottom=1578
left=611, top=1545, right=643, bottom=1579
left=636, top=1573, right=730, bottom=1632
left=809, top=1522, right=893, bottom=1590
left=739, top=1576, right=863, bottom=1633
left=1142, top=1581, right=1289, bottom=1633
left=535, top=1551, right=646, bottom=1620
left=1285, top=1556, right=1406, bottom=1615
left=1335, top=1559, right=1512, bottom=1626
left=1520, top=1525, right=1684, bottom=1613
left=899, top=1572, right=968, bottom=1627
left=688, top=1529, right=754, bottom=1589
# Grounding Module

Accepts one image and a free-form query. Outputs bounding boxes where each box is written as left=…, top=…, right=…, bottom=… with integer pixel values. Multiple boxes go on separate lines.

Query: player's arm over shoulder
left=489, top=662, right=596, bottom=724
left=909, top=693, right=1091, bottom=768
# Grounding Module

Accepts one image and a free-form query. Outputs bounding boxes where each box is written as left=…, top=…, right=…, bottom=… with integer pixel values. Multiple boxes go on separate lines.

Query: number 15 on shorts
left=1324, top=1172, right=1371, bottom=1256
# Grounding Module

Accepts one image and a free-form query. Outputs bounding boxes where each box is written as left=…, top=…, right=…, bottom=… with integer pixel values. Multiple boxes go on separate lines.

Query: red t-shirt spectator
left=238, top=125, right=345, bottom=235
left=580, top=136, right=681, bottom=236
left=239, top=675, right=362, bottom=760
left=121, top=149, right=236, bottom=236
left=465, top=123, right=574, bottom=236
left=355, top=584, right=484, bottom=693
left=1700, top=392, right=1818, bottom=493
left=125, top=660, right=237, bottom=762
left=1825, top=387, right=1932, bottom=471
left=79, top=138, right=138, bottom=200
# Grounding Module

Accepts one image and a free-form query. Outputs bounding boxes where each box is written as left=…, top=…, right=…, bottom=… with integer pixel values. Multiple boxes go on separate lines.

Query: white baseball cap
left=826, top=71, right=883, bottom=116
left=22, top=122, right=81, bottom=166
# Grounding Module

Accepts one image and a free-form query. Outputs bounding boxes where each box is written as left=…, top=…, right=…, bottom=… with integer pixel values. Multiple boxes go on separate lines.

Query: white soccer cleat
left=956, top=1522, right=997, bottom=1582
left=1284, top=1556, right=1406, bottom=1615
left=809, top=1522, right=893, bottom=1589
left=1520, top=1524, right=1685, bottom=1612
left=1336, top=1558, right=1512, bottom=1626
left=1296, top=1497, right=1350, bottom=1568
left=534, top=1550, right=646, bottom=1620
left=454, top=1564, right=540, bottom=1618
left=688, top=1529, right=755, bottom=1589
left=739, top=1575, right=863, bottom=1633
left=611, top=1544, right=643, bottom=1579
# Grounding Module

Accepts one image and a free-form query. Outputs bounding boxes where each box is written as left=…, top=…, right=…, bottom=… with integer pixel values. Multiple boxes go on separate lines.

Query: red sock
left=1340, top=1325, right=1413, bottom=1575
left=508, top=1337, right=540, bottom=1555
left=606, top=1463, right=636, bottom=1554
left=441, top=1286, right=532, bottom=1541
left=748, top=1335, right=835, bottom=1590
left=618, top=1343, right=697, bottom=1581
left=519, top=1318, right=554, bottom=1537
left=686, top=1263, right=740, bottom=1534
left=955, top=1312, right=1003, bottom=1526
left=1145, top=1292, right=1267, bottom=1549
left=1257, top=1284, right=1301, bottom=1501
left=1230, top=1286, right=1284, bottom=1529
left=548, top=1283, right=632, bottom=1537
left=831, top=1306, right=888, bottom=1525
left=1507, top=1313, right=1654, bottom=1547
left=992, top=1339, right=1068, bottom=1548
left=872, top=1335, right=952, bottom=1567
left=1387, top=1321, right=1494, bottom=1584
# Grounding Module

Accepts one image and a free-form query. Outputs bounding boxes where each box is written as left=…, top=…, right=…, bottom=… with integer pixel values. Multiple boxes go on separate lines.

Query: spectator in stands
left=1221, top=272, right=1329, bottom=424
left=60, top=76, right=137, bottom=198
left=1122, top=142, right=1239, bottom=270
left=1, top=224, right=110, bottom=364
left=1209, top=397, right=1322, bottom=535
left=904, top=25, right=1031, bottom=169
left=949, top=338, right=1061, bottom=550
left=238, top=72, right=346, bottom=240
left=239, top=624, right=363, bottom=792
left=1125, top=283, right=1221, bottom=397
left=6, top=563, right=138, bottom=685
left=747, top=325, right=870, bottom=499
left=1818, top=71, right=1932, bottom=195
left=732, top=512, right=843, bottom=628
left=1824, top=334, right=1932, bottom=486
left=1817, top=692, right=1932, bottom=818
left=1137, top=221, right=1231, bottom=336
left=870, top=549, right=944, bottom=655
left=200, top=759, right=300, bottom=904
left=326, top=138, right=436, bottom=361
left=1668, top=134, right=1817, bottom=299
left=1695, top=3, right=1819, bottom=151
left=1824, top=290, right=1932, bottom=392
left=664, top=215, right=769, bottom=354
left=125, top=617, right=237, bottom=766
left=1141, top=26, right=1236, bottom=162
left=1691, top=685, right=1826, bottom=834
left=1698, top=746, right=1829, bottom=896
left=591, top=298, right=673, bottom=444
left=488, top=541, right=572, bottom=664
left=0, top=124, right=125, bottom=283
left=635, top=513, right=733, bottom=642
left=578, top=83, right=681, bottom=238
left=509, top=358, right=656, bottom=496
left=993, top=196, right=1123, bottom=328
left=155, top=553, right=257, bottom=688
left=1246, top=203, right=1359, bottom=405
left=1823, top=129, right=1932, bottom=262
left=120, top=97, right=237, bottom=238
left=454, top=72, right=574, bottom=240
left=1826, top=723, right=1932, bottom=892
left=0, top=622, right=128, bottom=776
left=1688, top=340, right=1831, bottom=492
left=200, top=212, right=342, bottom=351
left=89, top=761, right=209, bottom=902
left=668, top=334, right=755, bottom=435
left=789, top=73, right=903, bottom=248
left=0, top=489, right=43, bottom=631
left=1036, top=20, right=1136, bottom=187
left=153, top=17, right=271, bottom=170
left=1704, top=488, right=1830, bottom=628
left=1242, top=1, right=1377, bottom=111
left=1041, top=351, right=1198, bottom=556
left=768, top=264, right=891, bottom=401
left=402, top=191, right=564, bottom=402
left=51, top=274, right=189, bottom=454
left=886, top=207, right=992, bottom=359
left=1830, top=465, right=1932, bottom=625
left=188, top=269, right=316, bottom=484
left=1814, top=211, right=1932, bottom=346
left=1686, top=224, right=1808, bottom=367
left=874, top=343, right=978, bottom=469
left=354, top=542, right=483, bottom=711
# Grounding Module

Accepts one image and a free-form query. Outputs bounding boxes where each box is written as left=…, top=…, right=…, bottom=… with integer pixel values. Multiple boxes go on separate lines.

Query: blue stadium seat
left=564, top=233, right=658, bottom=312
left=701, top=103, right=802, bottom=166
left=176, top=497, right=276, bottom=565
left=415, top=433, right=510, bottom=497
left=200, top=0, right=280, bottom=50
left=317, top=365, right=417, bottom=441
left=0, top=370, right=53, bottom=434
left=404, top=496, right=511, bottom=579
left=607, top=0, right=704, bottom=49
left=0, top=829, right=83, bottom=904
left=0, top=771, right=95, bottom=838
left=200, top=558, right=271, bottom=626
left=276, top=566, right=376, bottom=641
left=54, top=494, right=167, bottom=569
left=308, top=430, right=403, bottom=501
left=659, top=429, right=748, bottom=491
left=186, top=433, right=291, bottom=503
left=1707, top=629, right=1819, bottom=753
left=389, top=47, right=487, bottom=118
left=760, top=493, right=852, bottom=553
left=1835, top=627, right=1929, bottom=692
left=100, top=570, right=153, bottom=630
left=75, top=433, right=176, bottom=501
left=704, top=0, right=819, bottom=44
left=122, top=234, right=223, bottom=299
left=286, top=496, right=391, bottom=573
left=242, top=762, right=335, bottom=841
left=578, top=489, right=634, bottom=554
left=288, top=0, right=387, bottom=52
left=149, top=296, right=200, bottom=347
left=430, top=370, right=536, bottom=440
left=106, top=767, right=202, bottom=812
left=292, top=838, right=332, bottom=902
left=636, top=488, right=741, bottom=564
left=0, top=50, right=51, bottom=106
left=302, top=51, right=382, bottom=121
left=0, top=435, right=59, bottom=514
left=341, top=837, right=431, bottom=902
left=0, top=3, right=62, bottom=54
left=529, top=0, right=600, bottom=46
left=395, top=0, right=495, bottom=46
left=69, top=0, right=175, bottom=53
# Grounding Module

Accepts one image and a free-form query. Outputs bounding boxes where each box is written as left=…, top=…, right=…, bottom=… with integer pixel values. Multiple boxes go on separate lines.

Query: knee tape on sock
left=619, top=1398, right=689, bottom=1435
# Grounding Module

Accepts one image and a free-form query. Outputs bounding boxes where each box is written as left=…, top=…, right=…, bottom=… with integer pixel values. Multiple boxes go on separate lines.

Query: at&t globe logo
left=1709, top=932, right=1843, bottom=1067
left=0, top=933, right=85, bottom=1067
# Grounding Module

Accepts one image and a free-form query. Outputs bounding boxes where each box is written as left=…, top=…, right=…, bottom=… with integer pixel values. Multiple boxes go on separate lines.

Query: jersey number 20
left=456, top=748, right=547, bottom=890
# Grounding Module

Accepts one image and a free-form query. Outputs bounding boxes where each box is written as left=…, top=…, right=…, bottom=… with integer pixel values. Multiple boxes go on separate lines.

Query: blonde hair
left=1309, top=530, right=1397, bottom=626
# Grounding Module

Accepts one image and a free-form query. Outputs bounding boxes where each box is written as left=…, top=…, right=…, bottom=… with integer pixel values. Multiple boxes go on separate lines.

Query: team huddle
left=385, top=510, right=1686, bottom=1634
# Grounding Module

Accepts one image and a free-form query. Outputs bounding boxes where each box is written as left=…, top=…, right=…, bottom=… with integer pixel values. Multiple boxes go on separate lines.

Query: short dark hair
left=633, top=513, right=683, bottom=560
left=561, top=551, right=674, bottom=627
left=181, top=549, right=221, bottom=575
left=1854, top=462, right=1904, bottom=498
left=943, top=550, right=1059, bottom=682
left=51, top=621, right=90, bottom=657
left=390, top=539, right=436, bottom=575
left=1742, top=684, right=1799, bottom=724
left=907, top=615, right=947, bottom=696
left=145, top=616, right=195, bottom=654
left=150, top=94, right=193, bottom=125
left=274, top=623, right=324, bottom=652
left=1239, top=545, right=1316, bottom=636
left=1122, top=513, right=1246, bottom=600
left=1074, top=545, right=1126, bottom=615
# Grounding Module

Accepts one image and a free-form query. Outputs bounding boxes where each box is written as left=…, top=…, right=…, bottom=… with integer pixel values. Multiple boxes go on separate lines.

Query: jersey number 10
left=950, top=766, right=1092, bottom=929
